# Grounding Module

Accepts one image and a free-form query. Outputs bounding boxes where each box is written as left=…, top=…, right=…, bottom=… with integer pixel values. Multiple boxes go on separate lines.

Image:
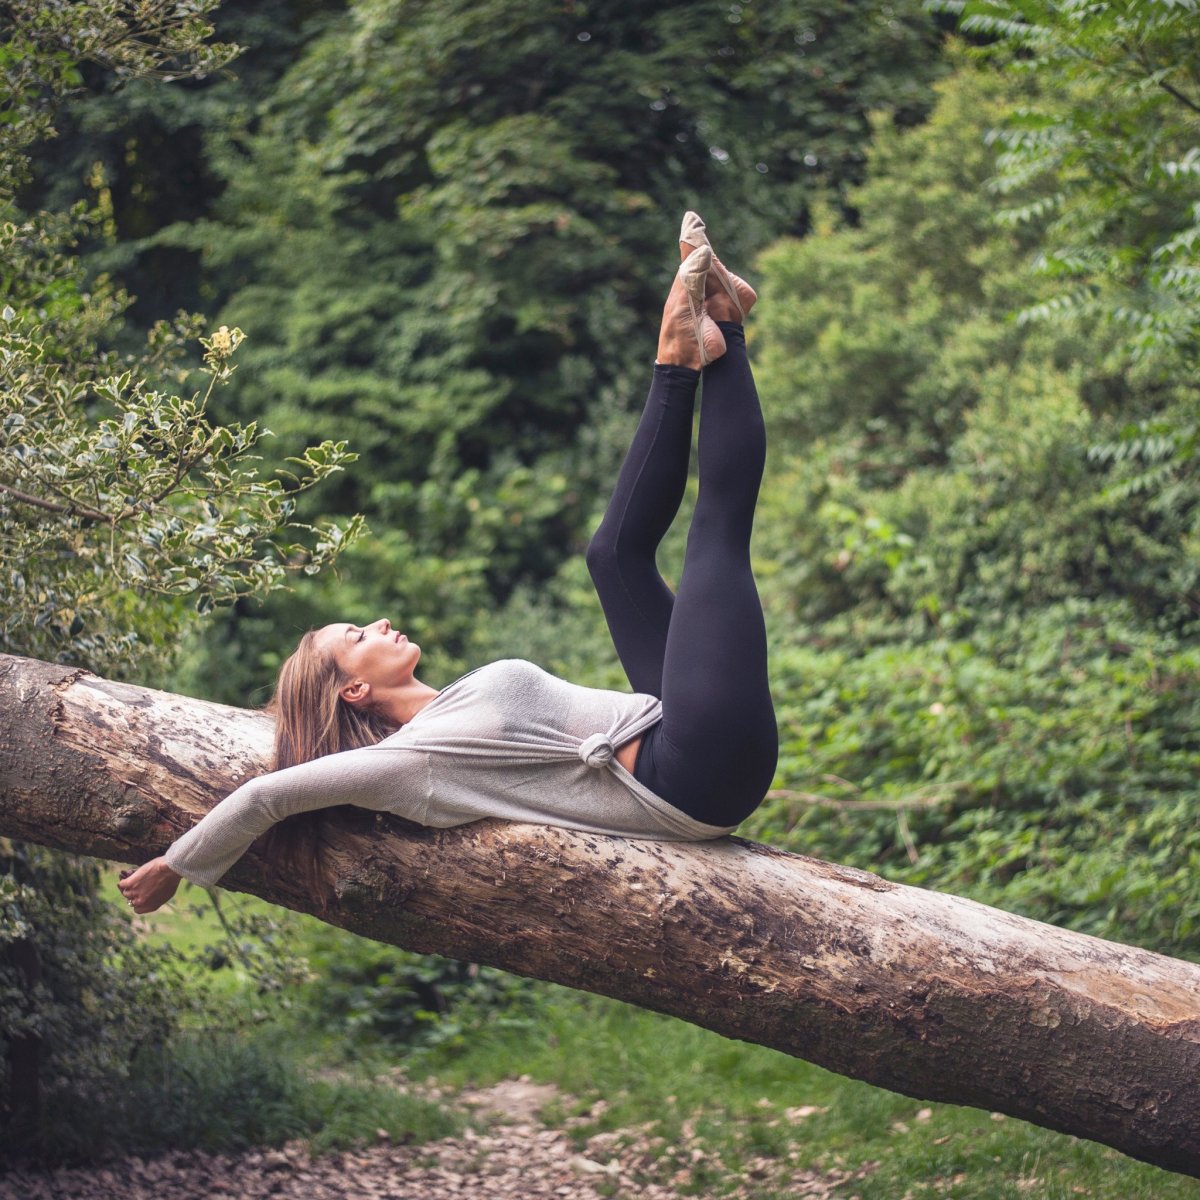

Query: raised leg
left=585, top=363, right=698, bottom=698
left=633, top=323, right=778, bottom=826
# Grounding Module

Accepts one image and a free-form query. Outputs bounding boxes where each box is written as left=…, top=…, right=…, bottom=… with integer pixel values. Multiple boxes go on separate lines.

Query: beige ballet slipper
left=679, top=210, right=757, bottom=321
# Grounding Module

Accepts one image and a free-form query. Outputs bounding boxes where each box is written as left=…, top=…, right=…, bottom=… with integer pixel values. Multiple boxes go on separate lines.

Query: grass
left=116, top=869, right=310, bottom=1005
left=58, top=867, right=461, bottom=1168
left=45, top=1026, right=460, bottom=1166
left=414, top=987, right=1200, bottom=1199
left=105, top=865, right=1200, bottom=1198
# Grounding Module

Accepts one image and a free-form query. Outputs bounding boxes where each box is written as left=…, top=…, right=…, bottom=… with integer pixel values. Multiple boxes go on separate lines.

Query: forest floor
left=0, top=1077, right=870, bottom=1200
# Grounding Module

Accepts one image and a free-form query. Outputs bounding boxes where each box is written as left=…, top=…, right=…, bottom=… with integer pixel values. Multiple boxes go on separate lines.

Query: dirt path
left=0, top=1079, right=871, bottom=1200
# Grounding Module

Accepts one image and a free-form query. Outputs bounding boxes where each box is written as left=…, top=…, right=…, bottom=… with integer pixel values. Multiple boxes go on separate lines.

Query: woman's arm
left=161, top=772, right=290, bottom=889
left=120, top=741, right=427, bottom=908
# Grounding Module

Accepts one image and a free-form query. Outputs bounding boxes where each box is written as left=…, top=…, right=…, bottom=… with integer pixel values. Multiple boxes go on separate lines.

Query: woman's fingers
left=117, top=861, right=168, bottom=914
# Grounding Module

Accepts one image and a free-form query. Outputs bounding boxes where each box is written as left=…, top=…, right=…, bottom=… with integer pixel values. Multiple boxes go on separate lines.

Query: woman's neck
left=376, top=679, right=441, bottom=727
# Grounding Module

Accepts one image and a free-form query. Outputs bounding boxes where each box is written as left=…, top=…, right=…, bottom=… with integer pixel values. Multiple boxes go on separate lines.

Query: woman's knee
left=586, top=525, right=653, bottom=588
left=585, top=527, right=618, bottom=586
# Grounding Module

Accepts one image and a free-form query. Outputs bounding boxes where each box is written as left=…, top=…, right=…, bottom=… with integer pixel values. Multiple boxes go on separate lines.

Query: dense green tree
left=71, top=0, right=948, bottom=701
left=2, top=1, right=361, bottom=674
left=753, top=55, right=1196, bottom=634
left=0, top=298, right=361, bottom=672
left=926, top=0, right=1200, bottom=608
left=746, top=51, right=1198, bottom=952
left=927, top=0, right=1200, bottom=363
left=0, top=0, right=240, bottom=197
left=15, top=1, right=343, bottom=329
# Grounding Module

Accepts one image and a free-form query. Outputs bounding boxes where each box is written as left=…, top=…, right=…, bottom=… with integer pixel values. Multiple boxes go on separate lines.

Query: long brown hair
left=260, top=629, right=399, bottom=909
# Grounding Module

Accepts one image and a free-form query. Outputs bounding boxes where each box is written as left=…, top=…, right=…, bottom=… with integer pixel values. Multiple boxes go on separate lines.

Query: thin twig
left=1158, top=79, right=1200, bottom=116
left=202, top=886, right=261, bottom=973
left=0, top=480, right=110, bottom=523
left=897, top=808, right=919, bottom=864
left=765, top=786, right=961, bottom=812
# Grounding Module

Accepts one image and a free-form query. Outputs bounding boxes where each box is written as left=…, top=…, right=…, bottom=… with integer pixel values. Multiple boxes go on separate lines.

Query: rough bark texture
left=1, top=652, right=1198, bottom=1177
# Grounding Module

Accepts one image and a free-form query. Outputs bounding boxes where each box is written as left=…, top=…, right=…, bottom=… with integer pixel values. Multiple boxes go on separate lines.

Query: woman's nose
left=377, top=617, right=391, bottom=633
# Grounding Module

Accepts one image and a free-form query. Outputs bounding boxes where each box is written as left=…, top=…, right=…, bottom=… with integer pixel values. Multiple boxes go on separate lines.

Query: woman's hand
left=117, top=856, right=182, bottom=914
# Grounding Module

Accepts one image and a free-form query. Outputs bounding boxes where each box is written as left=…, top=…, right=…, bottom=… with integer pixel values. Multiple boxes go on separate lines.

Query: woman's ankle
left=653, top=360, right=701, bottom=381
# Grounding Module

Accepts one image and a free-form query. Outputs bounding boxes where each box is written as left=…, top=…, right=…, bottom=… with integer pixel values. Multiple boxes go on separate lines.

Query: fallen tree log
left=1, top=652, right=1197, bottom=1177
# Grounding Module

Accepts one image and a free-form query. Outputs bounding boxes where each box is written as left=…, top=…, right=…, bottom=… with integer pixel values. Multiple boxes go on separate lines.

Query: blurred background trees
left=16, top=0, right=947, bottom=699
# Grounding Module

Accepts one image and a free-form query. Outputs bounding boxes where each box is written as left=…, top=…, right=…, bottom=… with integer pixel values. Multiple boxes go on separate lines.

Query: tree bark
left=0, top=652, right=1197, bottom=1177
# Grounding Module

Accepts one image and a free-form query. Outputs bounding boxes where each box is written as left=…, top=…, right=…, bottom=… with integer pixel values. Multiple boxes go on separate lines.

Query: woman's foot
left=679, top=210, right=757, bottom=324
left=657, top=245, right=726, bottom=369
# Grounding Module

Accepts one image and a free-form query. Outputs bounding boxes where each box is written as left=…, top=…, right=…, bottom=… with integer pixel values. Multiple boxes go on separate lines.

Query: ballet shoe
left=679, top=210, right=757, bottom=321
left=660, top=245, right=726, bottom=368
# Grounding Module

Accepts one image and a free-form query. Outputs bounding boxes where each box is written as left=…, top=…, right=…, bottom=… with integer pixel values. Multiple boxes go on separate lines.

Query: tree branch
left=1158, top=78, right=1200, bottom=117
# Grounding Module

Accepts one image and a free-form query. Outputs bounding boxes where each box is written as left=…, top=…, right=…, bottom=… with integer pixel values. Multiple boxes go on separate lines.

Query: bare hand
left=118, top=856, right=182, bottom=914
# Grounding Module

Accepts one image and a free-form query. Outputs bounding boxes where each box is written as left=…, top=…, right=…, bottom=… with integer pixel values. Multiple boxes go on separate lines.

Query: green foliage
left=924, top=0, right=1200, bottom=363
left=732, top=54, right=1200, bottom=957
left=924, top=0, right=1200, bottom=558
left=0, top=0, right=369, bottom=1168
left=750, top=599, right=1200, bottom=957
left=6, top=3, right=1196, bottom=1175
left=2, top=0, right=366, bottom=677
left=470, top=57, right=1200, bottom=961
left=99, top=0, right=948, bottom=702
left=296, top=922, right=538, bottom=1053
left=0, top=0, right=240, bottom=197
left=0, top=842, right=212, bottom=1165
left=5, top=1015, right=461, bottom=1166
left=175, top=883, right=313, bottom=997
left=0, top=306, right=362, bottom=673
left=755, top=63, right=1042, bottom=462
left=421, top=985, right=1197, bottom=1198
left=753, top=59, right=1198, bottom=633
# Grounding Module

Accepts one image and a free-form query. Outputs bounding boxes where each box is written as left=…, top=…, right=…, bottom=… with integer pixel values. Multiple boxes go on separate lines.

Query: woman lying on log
left=118, top=213, right=778, bottom=915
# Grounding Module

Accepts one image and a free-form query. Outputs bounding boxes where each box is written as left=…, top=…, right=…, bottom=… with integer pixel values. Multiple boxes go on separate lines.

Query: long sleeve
left=163, top=742, right=428, bottom=888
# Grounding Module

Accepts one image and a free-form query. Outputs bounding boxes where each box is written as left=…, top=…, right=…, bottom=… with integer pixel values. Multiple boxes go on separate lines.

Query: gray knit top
left=163, top=659, right=737, bottom=887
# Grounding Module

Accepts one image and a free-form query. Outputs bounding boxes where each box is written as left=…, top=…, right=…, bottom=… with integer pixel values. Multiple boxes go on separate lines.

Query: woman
left=118, top=213, right=778, bottom=916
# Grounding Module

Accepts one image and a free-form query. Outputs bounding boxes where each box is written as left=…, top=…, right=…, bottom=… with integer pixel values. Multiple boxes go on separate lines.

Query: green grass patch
left=416, top=984, right=1200, bottom=1200
left=121, top=1028, right=461, bottom=1159
left=104, top=866, right=1200, bottom=1197
left=32, top=1019, right=460, bottom=1167
left=73, top=869, right=461, bottom=1168
left=112, top=868, right=314, bottom=1004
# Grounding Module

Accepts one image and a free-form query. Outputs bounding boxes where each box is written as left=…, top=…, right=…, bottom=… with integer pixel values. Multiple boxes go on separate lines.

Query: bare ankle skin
left=702, top=290, right=743, bottom=325
left=656, top=331, right=702, bottom=369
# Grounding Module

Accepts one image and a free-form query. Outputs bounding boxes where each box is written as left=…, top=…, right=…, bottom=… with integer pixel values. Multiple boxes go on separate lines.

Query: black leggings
left=585, top=322, right=777, bottom=827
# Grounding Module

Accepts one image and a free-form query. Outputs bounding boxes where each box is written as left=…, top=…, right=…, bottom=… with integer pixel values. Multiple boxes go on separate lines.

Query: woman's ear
left=340, top=679, right=370, bottom=707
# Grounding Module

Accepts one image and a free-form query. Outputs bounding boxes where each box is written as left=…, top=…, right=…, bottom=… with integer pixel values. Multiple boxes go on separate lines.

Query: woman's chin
left=398, top=643, right=421, bottom=676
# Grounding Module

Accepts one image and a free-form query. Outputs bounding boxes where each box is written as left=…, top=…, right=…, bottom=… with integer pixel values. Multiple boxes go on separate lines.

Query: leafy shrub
left=749, top=598, right=1200, bottom=957
left=0, top=844, right=208, bottom=1165
left=735, top=56, right=1199, bottom=963
left=10, top=1021, right=460, bottom=1166
left=0, top=3, right=364, bottom=1167
left=295, top=922, right=539, bottom=1054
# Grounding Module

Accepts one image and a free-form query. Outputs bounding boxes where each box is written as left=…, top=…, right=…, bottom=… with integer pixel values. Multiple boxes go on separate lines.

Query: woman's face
left=314, top=617, right=421, bottom=698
